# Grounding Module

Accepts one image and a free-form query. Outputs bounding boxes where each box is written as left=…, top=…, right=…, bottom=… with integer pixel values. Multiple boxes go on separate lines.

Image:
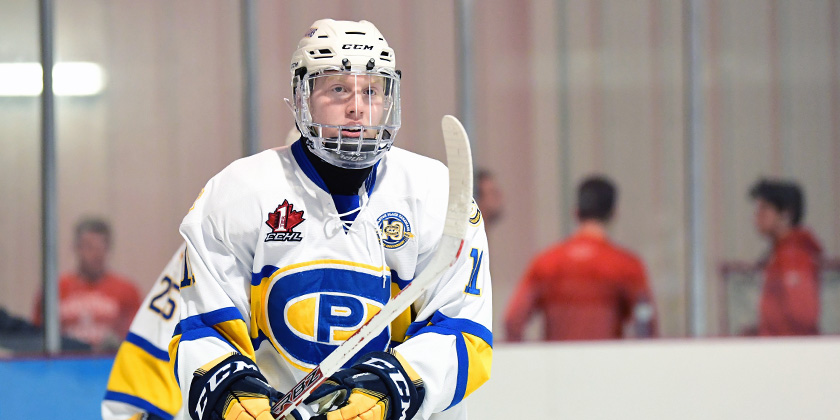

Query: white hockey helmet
left=290, top=19, right=401, bottom=169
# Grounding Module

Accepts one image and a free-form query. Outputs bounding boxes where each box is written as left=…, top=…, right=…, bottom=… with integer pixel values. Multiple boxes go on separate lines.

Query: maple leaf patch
left=266, top=199, right=305, bottom=236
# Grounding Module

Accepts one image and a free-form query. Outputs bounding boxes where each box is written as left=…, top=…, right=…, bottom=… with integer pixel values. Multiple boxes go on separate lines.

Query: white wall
left=467, top=338, right=840, bottom=420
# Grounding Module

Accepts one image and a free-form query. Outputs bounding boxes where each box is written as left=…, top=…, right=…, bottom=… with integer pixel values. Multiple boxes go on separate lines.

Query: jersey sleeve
left=392, top=183, right=493, bottom=418
left=103, top=246, right=185, bottom=420
left=170, top=176, right=262, bottom=413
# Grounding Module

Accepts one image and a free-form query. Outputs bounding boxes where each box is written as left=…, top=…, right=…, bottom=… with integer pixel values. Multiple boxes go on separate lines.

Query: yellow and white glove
left=305, top=351, right=425, bottom=420
left=188, top=353, right=311, bottom=420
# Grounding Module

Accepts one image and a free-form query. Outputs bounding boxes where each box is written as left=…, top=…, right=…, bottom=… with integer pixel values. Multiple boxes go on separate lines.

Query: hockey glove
left=188, top=353, right=311, bottom=420
left=305, top=351, right=425, bottom=420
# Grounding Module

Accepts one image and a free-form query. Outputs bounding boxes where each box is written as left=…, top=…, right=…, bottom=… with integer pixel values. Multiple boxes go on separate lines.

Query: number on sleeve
left=148, top=276, right=178, bottom=320
left=464, top=248, right=483, bottom=295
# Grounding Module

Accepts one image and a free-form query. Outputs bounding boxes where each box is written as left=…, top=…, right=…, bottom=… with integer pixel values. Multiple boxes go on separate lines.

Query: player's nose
left=346, top=92, right=365, bottom=118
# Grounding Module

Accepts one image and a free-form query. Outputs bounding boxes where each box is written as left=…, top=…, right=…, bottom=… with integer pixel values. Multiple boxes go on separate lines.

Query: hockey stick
left=272, top=115, right=473, bottom=419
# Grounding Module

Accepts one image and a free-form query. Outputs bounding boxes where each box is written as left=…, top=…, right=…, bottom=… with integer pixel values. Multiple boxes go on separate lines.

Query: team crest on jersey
left=377, top=212, right=414, bottom=249
left=263, top=265, right=392, bottom=368
left=265, top=200, right=305, bottom=242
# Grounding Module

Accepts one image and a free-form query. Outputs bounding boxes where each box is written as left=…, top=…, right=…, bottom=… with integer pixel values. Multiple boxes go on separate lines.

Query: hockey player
left=103, top=247, right=185, bottom=420
left=171, top=19, right=492, bottom=420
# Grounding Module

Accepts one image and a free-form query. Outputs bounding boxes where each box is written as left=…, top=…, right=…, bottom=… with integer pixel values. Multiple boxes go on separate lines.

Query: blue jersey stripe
left=125, top=332, right=169, bottom=362
left=406, top=311, right=493, bottom=347
left=291, top=140, right=329, bottom=192
left=173, top=307, right=245, bottom=337
left=411, top=325, right=470, bottom=409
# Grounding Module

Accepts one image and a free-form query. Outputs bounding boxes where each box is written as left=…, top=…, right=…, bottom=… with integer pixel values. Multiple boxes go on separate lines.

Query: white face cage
left=294, top=67, right=401, bottom=169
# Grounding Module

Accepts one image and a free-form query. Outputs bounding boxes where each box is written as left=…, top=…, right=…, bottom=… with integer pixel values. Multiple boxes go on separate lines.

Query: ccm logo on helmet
left=342, top=44, right=374, bottom=50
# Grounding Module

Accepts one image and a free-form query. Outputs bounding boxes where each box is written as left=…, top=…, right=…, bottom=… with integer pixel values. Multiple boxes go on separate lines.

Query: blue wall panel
left=0, top=357, right=114, bottom=419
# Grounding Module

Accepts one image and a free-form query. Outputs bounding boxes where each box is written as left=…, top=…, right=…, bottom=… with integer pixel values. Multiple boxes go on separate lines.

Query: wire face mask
left=294, top=69, right=401, bottom=169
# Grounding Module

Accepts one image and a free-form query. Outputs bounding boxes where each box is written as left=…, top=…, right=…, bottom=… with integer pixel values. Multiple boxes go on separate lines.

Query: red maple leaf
left=266, top=200, right=305, bottom=232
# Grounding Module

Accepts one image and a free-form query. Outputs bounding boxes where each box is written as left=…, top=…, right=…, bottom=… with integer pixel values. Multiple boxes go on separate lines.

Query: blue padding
left=125, top=332, right=169, bottom=362
left=0, top=357, right=114, bottom=419
left=103, top=391, right=173, bottom=420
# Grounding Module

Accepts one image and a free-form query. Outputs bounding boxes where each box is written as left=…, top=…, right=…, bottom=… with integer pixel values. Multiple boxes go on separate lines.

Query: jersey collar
left=291, top=139, right=380, bottom=195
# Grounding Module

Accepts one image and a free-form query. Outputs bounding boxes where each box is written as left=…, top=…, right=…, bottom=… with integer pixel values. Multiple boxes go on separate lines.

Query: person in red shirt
left=504, top=176, right=657, bottom=341
left=33, top=217, right=141, bottom=351
left=750, top=179, right=822, bottom=336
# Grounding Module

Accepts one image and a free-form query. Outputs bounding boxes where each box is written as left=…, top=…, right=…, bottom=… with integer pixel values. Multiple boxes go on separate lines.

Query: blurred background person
left=475, top=168, right=504, bottom=231
left=32, top=217, right=141, bottom=352
left=749, top=178, right=822, bottom=336
left=504, top=175, right=657, bottom=341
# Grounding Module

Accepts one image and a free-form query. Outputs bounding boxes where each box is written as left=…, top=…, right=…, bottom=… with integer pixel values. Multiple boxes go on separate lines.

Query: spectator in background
left=475, top=169, right=504, bottom=230
left=750, top=178, right=822, bottom=336
left=33, top=217, right=141, bottom=351
left=504, top=175, right=656, bottom=341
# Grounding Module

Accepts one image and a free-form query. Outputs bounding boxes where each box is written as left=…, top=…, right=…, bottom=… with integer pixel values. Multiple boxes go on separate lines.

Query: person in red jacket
left=33, top=217, right=141, bottom=351
left=750, top=179, right=822, bottom=336
left=504, top=176, right=657, bottom=341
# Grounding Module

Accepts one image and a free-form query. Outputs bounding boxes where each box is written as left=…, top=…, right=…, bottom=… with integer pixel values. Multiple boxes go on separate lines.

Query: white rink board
left=466, top=337, right=840, bottom=420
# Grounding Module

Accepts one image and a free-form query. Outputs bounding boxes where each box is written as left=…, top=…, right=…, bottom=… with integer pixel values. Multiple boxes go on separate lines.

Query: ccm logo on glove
left=361, top=357, right=412, bottom=419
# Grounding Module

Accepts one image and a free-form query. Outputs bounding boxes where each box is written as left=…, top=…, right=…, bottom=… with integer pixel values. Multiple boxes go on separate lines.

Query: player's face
left=754, top=199, right=785, bottom=237
left=75, top=231, right=108, bottom=279
left=309, top=74, right=386, bottom=138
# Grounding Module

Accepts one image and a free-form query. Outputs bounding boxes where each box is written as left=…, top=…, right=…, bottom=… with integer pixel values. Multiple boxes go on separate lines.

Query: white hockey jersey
left=103, top=246, right=185, bottom=420
left=172, top=141, right=493, bottom=420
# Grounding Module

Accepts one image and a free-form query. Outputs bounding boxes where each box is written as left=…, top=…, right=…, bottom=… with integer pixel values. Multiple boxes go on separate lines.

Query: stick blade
left=441, top=115, right=473, bottom=241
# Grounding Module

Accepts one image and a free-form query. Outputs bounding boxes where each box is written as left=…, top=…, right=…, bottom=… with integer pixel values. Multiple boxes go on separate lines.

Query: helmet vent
left=308, top=48, right=335, bottom=59
left=345, top=31, right=366, bottom=35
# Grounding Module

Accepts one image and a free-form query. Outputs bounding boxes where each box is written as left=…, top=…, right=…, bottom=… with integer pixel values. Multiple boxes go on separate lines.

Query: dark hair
left=74, top=217, right=112, bottom=246
left=749, top=178, right=804, bottom=225
left=577, top=176, right=616, bottom=222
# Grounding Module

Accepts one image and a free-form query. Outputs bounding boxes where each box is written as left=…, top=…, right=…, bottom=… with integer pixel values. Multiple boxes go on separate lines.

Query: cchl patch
left=377, top=212, right=414, bottom=249
left=266, top=200, right=305, bottom=242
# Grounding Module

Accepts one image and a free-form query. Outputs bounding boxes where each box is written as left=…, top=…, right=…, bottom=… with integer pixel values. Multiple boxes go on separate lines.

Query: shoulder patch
left=377, top=212, right=414, bottom=249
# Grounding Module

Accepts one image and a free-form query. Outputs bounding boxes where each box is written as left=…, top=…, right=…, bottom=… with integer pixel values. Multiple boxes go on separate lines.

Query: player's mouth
left=341, top=127, right=362, bottom=138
